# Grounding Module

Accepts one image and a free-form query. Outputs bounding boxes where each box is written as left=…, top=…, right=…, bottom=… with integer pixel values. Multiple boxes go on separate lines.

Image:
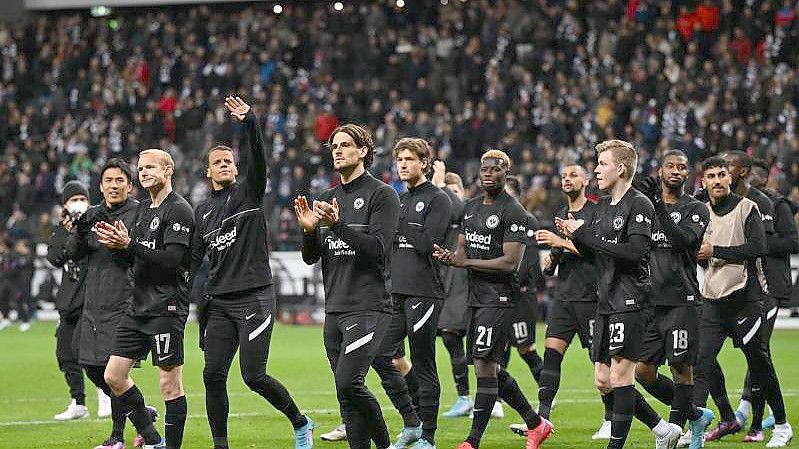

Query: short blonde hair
left=139, top=149, right=175, bottom=169
left=444, top=172, right=463, bottom=189
left=596, top=139, right=637, bottom=180
left=481, top=149, right=511, bottom=168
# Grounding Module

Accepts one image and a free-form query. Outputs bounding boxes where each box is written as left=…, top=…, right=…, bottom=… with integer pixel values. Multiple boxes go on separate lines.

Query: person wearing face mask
left=47, top=180, right=91, bottom=421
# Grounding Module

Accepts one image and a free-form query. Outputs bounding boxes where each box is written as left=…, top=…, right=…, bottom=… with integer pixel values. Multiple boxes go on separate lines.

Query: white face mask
left=66, top=200, right=89, bottom=215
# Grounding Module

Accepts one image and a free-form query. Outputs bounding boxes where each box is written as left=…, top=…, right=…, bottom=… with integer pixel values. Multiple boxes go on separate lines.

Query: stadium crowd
left=0, top=0, right=799, bottom=321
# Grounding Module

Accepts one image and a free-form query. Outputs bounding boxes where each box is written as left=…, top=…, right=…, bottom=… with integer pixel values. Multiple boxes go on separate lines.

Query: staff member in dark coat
left=69, top=159, right=154, bottom=449
left=48, top=180, right=90, bottom=421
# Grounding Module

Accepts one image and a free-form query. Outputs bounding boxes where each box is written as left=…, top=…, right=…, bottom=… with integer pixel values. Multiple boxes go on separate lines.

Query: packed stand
left=0, top=0, right=799, bottom=324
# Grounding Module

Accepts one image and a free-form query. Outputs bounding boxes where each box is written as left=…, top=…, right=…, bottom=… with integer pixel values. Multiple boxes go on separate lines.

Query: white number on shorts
left=154, top=333, right=171, bottom=355
left=475, top=326, right=493, bottom=347
left=512, top=322, right=528, bottom=340
left=672, top=329, right=688, bottom=350
left=609, top=323, right=625, bottom=344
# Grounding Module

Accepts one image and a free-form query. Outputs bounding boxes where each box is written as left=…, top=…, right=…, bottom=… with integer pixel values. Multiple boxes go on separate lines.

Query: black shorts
left=112, top=314, right=186, bottom=367
left=545, top=299, right=597, bottom=349
left=468, top=306, right=514, bottom=363
left=591, top=310, right=650, bottom=364
left=640, top=305, right=699, bottom=366
left=701, top=300, right=763, bottom=349
left=510, top=288, right=537, bottom=347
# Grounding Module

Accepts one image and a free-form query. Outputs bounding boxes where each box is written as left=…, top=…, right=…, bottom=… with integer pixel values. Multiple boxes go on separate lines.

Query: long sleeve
left=713, top=208, right=767, bottom=262
left=241, top=111, right=268, bottom=199
left=336, top=186, right=400, bottom=261
left=301, top=231, right=322, bottom=265
left=766, top=200, right=799, bottom=256
left=129, top=243, right=187, bottom=269
left=46, top=226, right=73, bottom=267
left=190, top=209, right=207, bottom=274
left=655, top=203, right=700, bottom=250
left=398, top=192, right=452, bottom=257
left=573, top=227, right=650, bottom=262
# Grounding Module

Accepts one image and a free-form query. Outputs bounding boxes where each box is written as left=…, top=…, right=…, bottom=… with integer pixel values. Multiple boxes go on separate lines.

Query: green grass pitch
left=0, top=322, right=796, bottom=448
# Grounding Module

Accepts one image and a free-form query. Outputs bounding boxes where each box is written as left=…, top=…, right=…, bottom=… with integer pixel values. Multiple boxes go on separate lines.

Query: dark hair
left=327, top=124, right=375, bottom=168
left=660, top=149, right=688, bottom=165
left=701, top=156, right=729, bottom=172
left=752, top=158, right=770, bottom=172
left=206, top=144, right=235, bottom=165
left=100, top=158, right=135, bottom=184
left=393, top=137, right=433, bottom=174
left=721, top=150, right=752, bottom=169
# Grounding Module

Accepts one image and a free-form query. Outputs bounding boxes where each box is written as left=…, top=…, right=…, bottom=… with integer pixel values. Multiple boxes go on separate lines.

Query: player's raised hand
left=294, top=196, right=319, bottom=233
left=224, top=96, right=251, bottom=122
left=432, top=160, right=446, bottom=187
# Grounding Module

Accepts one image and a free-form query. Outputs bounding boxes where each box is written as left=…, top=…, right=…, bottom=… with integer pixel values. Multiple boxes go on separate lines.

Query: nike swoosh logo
left=245, top=313, right=256, bottom=320
left=411, top=302, right=422, bottom=309
left=737, top=318, right=747, bottom=324
left=158, top=354, right=173, bottom=361
left=609, top=345, right=623, bottom=351
left=346, top=324, right=358, bottom=331
left=673, top=350, right=688, bottom=357
left=202, top=209, right=213, bottom=220
left=464, top=214, right=474, bottom=220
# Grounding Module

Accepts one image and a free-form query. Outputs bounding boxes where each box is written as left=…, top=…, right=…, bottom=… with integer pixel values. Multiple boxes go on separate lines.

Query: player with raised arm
left=192, top=97, right=313, bottom=449
left=433, top=149, right=552, bottom=449
left=295, top=124, right=399, bottom=449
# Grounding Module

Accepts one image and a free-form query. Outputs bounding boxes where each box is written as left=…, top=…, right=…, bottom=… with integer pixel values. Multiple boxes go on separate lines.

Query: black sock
left=110, top=395, right=126, bottom=442
left=165, top=396, right=187, bottom=449
left=537, top=348, right=563, bottom=419
left=75, top=394, right=86, bottom=406
left=117, top=385, right=161, bottom=445
left=520, top=350, right=543, bottom=384
left=498, top=369, right=541, bottom=429
left=634, top=388, right=661, bottom=429
left=442, top=332, right=470, bottom=397
left=607, top=386, right=635, bottom=449
left=641, top=374, right=674, bottom=406
left=404, top=367, right=421, bottom=410
left=673, top=383, right=702, bottom=425
left=602, top=392, right=614, bottom=421
left=466, top=377, right=498, bottom=449
left=213, top=436, right=229, bottom=449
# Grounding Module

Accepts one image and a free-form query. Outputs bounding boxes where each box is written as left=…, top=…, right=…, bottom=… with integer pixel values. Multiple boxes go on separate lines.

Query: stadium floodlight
left=333, top=1, right=344, bottom=11
left=396, top=0, right=405, bottom=7
left=90, top=6, right=112, bottom=17
left=273, top=4, right=283, bottom=14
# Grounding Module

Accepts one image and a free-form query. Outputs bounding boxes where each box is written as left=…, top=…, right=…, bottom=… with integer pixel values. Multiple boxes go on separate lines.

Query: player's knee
left=241, top=370, right=267, bottom=390
left=202, top=366, right=228, bottom=387
left=104, top=368, right=122, bottom=392
left=336, top=381, right=360, bottom=401
left=635, top=363, right=657, bottom=385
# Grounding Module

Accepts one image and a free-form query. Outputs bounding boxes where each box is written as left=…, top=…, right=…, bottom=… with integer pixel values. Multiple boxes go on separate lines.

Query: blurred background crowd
left=1, top=0, right=799, bottom=324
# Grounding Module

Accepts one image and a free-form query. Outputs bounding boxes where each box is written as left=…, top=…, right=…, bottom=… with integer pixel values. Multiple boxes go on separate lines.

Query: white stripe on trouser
left=248, top=315, right=272, bottom=341
left=741, top=317, right=762, bottom=346
left=412, top=304, right=436, bottom=333
left=345, top=332, right=375, bottom=354
left=767, top=306, right=778, bottom=320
